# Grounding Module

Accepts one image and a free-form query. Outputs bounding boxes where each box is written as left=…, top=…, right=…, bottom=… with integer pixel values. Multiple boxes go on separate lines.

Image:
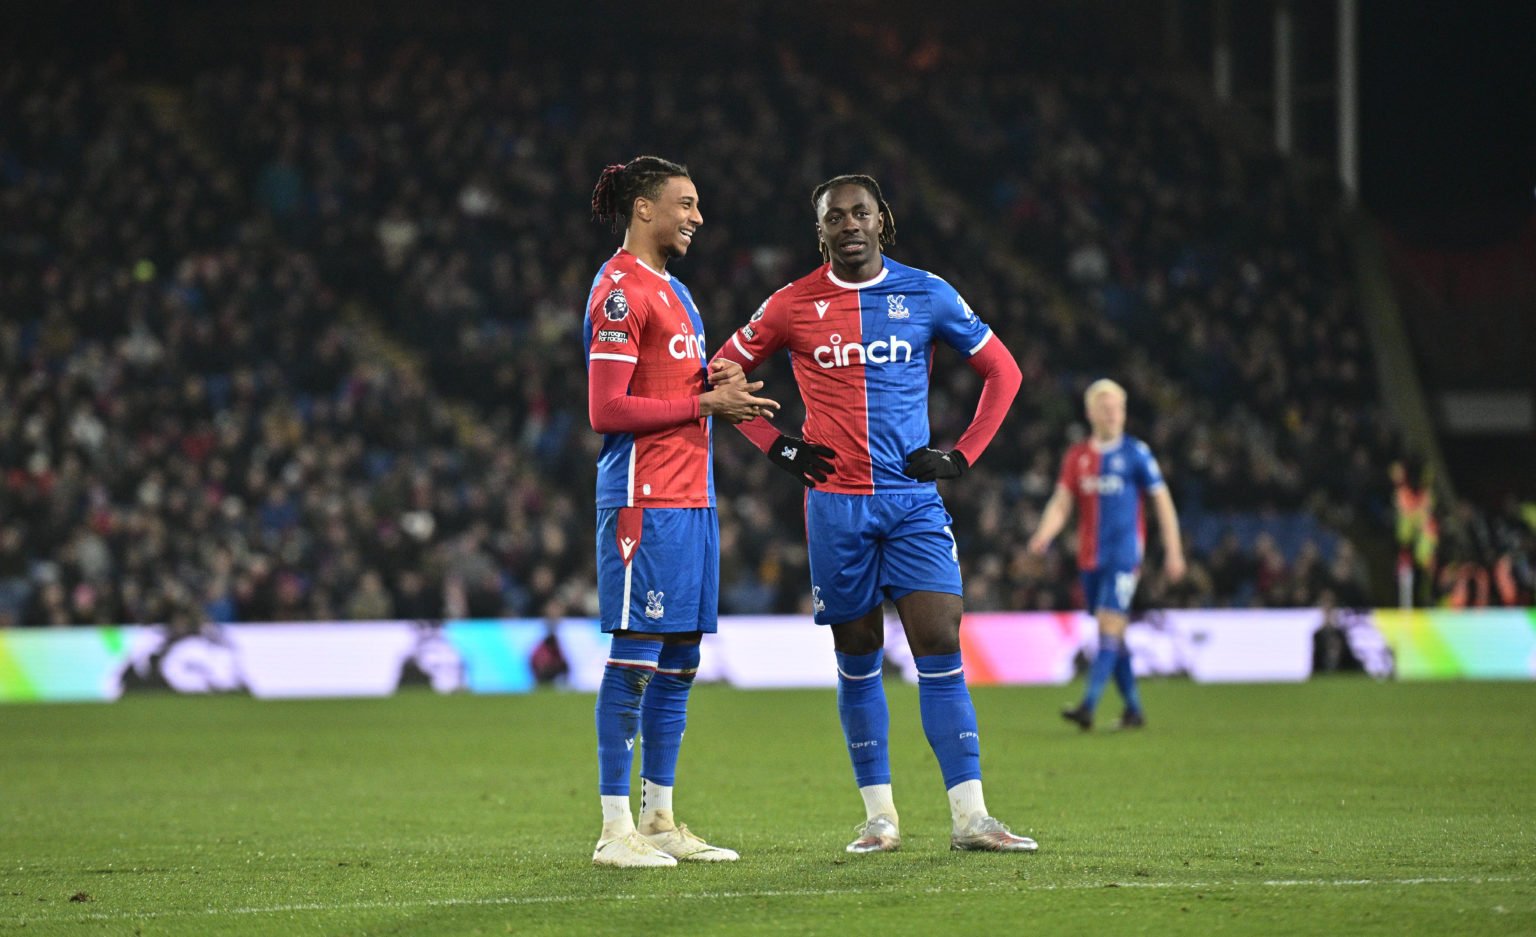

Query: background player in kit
left=584, top=156, right=777, bottom=867
left=1027, top=379, right=1186, bottom=730
left=711, top=174, right=1035, bottom=853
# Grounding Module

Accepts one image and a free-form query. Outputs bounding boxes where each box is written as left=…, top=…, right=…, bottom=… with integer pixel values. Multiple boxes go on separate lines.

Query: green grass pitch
left=2, top=679, right=1533, bottom=936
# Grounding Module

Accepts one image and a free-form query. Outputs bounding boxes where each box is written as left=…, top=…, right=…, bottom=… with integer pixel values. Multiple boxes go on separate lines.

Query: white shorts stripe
left=619, top=560, right=634, bottom=630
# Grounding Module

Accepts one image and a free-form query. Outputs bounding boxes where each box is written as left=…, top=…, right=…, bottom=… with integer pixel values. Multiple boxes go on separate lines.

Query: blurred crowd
left=3, top=18, right=1531, bottom=628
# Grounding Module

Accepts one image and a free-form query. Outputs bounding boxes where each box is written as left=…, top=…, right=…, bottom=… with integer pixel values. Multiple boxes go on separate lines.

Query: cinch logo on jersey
left=813, top=333, right=913, bottom=369
left=1080, top=474, right=1126, bottom=495
left=668, top=328, right=708, bottom=360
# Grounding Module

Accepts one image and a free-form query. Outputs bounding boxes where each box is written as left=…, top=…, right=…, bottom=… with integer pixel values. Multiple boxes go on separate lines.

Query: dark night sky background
left=1361, top=1, right=1536, bottom=247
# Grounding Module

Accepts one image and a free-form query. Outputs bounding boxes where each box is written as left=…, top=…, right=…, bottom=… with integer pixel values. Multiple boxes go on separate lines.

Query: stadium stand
left=2, top=9, right=1531, bottom=626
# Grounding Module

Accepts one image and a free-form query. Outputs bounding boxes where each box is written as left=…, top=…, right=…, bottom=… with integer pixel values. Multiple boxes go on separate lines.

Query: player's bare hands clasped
left=701, top=359, right=778, bottom=423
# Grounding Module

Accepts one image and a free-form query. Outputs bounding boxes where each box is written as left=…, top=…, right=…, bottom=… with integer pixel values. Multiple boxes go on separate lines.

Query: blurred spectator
left=2, top=18, right=1528, bottom=627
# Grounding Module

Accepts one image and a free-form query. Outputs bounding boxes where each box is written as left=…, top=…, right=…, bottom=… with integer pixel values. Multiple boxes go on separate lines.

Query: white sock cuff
left=640, top=778, right=674, bottom=816
left=600, top=795, right=634, bottom=835
left=858, top=783, right=898, bottom=822
left=947, top=779, right=987, bottom=827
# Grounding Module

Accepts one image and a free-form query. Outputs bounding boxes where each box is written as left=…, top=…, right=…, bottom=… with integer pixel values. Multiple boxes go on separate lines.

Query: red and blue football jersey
left=1058, top=436, right=1166, bottom=571
left=723, top=258, right=994, bottom=494
left=584, top=249, right=714, bottom=508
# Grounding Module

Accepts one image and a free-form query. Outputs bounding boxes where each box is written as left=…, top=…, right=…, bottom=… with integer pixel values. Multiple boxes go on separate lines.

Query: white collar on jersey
left=1089, top=434, right=1125, bottom=453
left=617, top=249, right=672, bottom=282
left=827, top=263, right=890, bottom=290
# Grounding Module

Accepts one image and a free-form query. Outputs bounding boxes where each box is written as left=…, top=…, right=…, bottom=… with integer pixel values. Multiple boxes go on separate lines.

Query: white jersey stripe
left=731, top=333, right=755, bottom=360
left=966, top=330, right=993, bottom=357
left=590, top=352, right=639, bottom=363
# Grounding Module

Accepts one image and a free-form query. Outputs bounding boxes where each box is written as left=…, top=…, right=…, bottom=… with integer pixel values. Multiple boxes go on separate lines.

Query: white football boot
left=643, top=824, right=740, bottom=862
left=592, top=830, right=679, bottom=868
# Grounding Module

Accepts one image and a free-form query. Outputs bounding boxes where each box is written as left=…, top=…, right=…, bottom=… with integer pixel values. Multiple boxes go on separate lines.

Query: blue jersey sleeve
left=1133, top=440, right=1167, bottom=492
left=927, top=278, right=993, bottom=357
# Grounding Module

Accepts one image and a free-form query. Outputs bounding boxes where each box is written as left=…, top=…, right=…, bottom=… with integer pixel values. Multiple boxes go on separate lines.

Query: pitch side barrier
left=1, top=609, right=1531, bottom=703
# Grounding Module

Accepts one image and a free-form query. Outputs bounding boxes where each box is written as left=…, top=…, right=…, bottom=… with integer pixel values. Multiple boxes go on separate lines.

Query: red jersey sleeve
left=712, top=288, right=795, bottom=452
left=951, top=335, right=1023, bottom=466
left=715, top=289, right=792, bottom=373
left=586, top=275, right=700, bottom=434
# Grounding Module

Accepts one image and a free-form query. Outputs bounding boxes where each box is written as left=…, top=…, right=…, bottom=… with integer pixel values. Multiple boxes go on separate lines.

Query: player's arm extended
left=1028, top=483, right=1074, bottom=554
left=710, top=344, right=832, bottom=486
left=589, top=357, right=701, bottom=433
left=709, top=343, right=780, bottom=451
left=1150, top=486, right=1187, bottom=581
left=589, top=358, right=776, bottom=434
left=950, top=335, right=1024, bottom=466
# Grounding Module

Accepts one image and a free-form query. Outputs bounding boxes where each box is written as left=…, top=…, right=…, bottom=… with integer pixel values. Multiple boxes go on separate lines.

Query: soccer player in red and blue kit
left=712, top=175, right=1036, bottom=853
left=584, top=156, right=777, bottom=867
left=1028, top=379, right=1186, bottom=731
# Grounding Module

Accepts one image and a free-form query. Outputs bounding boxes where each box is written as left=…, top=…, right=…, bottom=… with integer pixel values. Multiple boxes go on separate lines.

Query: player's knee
left=831, top=614, right=884, bottom=655
left=1097, top=611, right=1129, bottom=638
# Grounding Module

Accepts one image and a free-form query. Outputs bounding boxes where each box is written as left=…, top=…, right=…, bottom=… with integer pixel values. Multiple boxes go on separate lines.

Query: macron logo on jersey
left=814, top=300, right=830, bottom=319
left=813, top=332, right=913, bottom=369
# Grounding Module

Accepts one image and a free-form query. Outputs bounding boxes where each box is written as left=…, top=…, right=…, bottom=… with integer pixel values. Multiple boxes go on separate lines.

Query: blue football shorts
left=804, top=489, right=963, bottom=625
left=1081, top=566, right=1140, bottom=615
left=595, top=506, right=719, bottom=634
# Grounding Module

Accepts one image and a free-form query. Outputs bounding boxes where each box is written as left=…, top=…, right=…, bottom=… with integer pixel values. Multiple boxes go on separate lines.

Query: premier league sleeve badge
left=604, top=289, right=630, bottom=321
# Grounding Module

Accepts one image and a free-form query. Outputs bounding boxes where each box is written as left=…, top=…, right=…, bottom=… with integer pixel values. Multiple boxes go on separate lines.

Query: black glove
left=903, top=447, right=968, bottom=482
left=767, top=434, right=835, bottom=488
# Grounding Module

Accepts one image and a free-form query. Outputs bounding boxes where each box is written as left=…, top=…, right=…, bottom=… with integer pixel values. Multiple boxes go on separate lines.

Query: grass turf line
left=1, top=679, right=1532, bottom=936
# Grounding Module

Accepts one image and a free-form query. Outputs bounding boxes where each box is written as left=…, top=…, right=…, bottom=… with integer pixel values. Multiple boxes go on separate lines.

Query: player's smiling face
left=645, top=176, right=702, bottom=260
left=817, top=184, right=884, bottom=279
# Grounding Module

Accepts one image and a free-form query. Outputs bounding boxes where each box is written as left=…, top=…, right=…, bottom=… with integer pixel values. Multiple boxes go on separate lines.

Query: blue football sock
left=836, top=649, right=891, bottom=787
left=640, top=642, right=700, bottom=787
left=1081, top=634, right=1122, bottom=713
left=1113, top=645, right=1143, bottom=715
left=915, top=652, right=982, bottom=789
left=595, top=637, right=662, bottom=796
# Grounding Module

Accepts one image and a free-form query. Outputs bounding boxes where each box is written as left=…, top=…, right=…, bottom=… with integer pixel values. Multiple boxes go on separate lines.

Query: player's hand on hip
left=903, top=447, right=968, bottom=482
left=767, top=434, right=835, bottom=487
left=700, top=382, right=778, bottom=424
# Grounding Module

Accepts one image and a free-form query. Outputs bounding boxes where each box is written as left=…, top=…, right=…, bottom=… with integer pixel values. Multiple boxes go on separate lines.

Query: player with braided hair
left=712, top=174, right=1035, bottom=854
left=584, top=156, right=776, bottom=867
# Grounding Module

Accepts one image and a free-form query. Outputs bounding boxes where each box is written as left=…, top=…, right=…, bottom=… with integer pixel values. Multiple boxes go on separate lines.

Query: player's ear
left=634, top=196, right=652, bottom=223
